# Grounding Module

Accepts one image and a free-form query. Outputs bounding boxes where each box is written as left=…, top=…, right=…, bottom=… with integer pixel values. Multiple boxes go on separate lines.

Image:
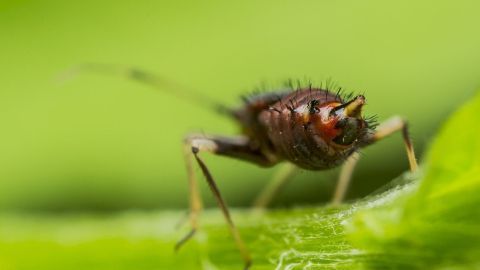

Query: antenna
left=58, top=63, right=231, bottom=115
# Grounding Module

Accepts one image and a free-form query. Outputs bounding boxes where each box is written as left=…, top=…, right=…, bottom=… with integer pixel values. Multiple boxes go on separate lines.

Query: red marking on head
left=318, top=117, right=341, bottom=140
left=311, top=102, right=342, bottom=141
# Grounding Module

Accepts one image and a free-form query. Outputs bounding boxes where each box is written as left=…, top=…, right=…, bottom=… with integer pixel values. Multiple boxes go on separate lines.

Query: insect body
left=233, top=89, right=371, bottom=170
left=69, top=65, right=418, bottom=270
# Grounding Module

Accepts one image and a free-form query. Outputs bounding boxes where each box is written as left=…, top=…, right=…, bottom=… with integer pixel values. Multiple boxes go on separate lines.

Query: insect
left=66, top=64, right=418, bottom=270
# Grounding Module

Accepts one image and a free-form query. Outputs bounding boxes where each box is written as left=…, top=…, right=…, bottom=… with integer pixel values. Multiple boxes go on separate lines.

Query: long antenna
left=58, top=63, right=232, bottom=115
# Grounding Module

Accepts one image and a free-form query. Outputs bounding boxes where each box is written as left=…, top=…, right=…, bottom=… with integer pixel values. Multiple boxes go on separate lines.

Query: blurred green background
left=0, top=0, right=479, bottom=212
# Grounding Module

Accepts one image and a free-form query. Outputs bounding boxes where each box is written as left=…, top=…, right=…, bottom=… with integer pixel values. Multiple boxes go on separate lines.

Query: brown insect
left=66, top=65, right=418, bottom=270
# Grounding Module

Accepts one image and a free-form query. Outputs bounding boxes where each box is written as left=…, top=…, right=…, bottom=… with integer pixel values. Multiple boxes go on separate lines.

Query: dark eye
left=308, top=99, right=320, bottom=114
left=333, top=118, right=360, bottom=145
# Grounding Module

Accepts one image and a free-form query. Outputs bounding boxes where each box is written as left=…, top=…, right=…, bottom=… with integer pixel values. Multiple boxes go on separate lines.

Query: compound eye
left=333, top=118, right=360, bottom=145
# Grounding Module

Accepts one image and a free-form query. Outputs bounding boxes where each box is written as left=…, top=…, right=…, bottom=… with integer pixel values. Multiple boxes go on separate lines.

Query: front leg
left=178, top=134, right=276, bottom=270
left=372, top=116, right=418, bottom=172
left=332, top=116, right=418, bottom=205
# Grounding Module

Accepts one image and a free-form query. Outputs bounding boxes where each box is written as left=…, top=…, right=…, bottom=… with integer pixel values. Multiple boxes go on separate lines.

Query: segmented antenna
left=58, top=63, right=232, bottom=115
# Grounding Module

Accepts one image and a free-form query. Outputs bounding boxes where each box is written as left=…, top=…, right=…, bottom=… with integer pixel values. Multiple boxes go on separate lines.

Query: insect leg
left=178, top=134, right=273, bottom=269
left=175, top=142, right=204, bottom=251
left=332, top=116, right=418, bottom=205
left=332, top=152, right=361, bottom=205
left=372, top=116, right=418, bottom=172
left=252, top=163, right=298, bottom=210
